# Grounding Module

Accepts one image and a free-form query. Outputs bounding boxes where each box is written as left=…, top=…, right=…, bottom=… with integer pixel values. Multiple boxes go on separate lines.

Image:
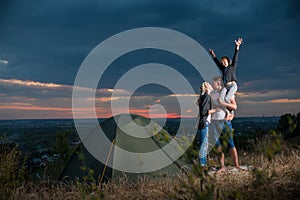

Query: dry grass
left=216, top=146, right=300, bottom=200
left=103, top=176, right=177, bottom=200
left=7, top=147, right=300, bottom=200
left=12, top=182, right=81, bottom=200
left=2, top=143, right=300, bottom=199
left=10, top=176, right=179, bottom=200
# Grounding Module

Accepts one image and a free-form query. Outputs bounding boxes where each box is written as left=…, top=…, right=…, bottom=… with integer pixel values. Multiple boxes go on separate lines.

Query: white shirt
left=210, top=90, right=226, bottom=120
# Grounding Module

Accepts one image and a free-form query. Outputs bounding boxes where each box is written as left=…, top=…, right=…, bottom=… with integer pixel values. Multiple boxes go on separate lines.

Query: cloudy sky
left=0, top=0, right=299, bottom=119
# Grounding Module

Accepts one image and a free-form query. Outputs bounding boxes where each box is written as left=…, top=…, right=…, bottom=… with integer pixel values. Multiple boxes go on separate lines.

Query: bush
left=0, top=135, right=26, bottom=199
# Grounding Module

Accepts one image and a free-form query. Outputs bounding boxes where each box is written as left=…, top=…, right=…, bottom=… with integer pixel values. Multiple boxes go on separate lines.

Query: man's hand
left=225, top=112, right=234, bottom=121
left=235, top=38, right=243, bottom=50
left=209, top=49, right=216, bottom=58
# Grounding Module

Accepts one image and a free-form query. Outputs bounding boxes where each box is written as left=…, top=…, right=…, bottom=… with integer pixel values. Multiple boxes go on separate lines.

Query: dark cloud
left=0, top=0, right=299, bottom=118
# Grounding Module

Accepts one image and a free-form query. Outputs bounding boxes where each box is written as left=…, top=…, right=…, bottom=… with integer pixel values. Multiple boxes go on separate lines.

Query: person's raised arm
left=209, top=49, right=223, bottom=70
left=231, top=38, right=243, bottom=67
left=209, top=49, right=216, bottom=58
left=235, top=38, right=243, bottom=51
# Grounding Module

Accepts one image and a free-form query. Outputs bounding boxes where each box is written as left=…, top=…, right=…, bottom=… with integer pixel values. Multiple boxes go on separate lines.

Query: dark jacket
left=213, top=49, right=239, bottom=84
left=198, top=93, right=211, bottom=129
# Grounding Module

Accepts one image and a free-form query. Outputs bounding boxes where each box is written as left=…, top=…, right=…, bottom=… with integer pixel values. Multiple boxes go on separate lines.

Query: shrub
left=0, top=135, right=26, bottom=199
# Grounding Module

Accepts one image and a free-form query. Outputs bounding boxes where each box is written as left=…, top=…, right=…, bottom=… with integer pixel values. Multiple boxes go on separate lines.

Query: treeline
left=234, top=112, right=300, bottom=152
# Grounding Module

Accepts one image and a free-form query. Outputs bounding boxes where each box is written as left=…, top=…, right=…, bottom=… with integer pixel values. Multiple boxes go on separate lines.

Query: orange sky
left=0, top=78, right=299, bottom=119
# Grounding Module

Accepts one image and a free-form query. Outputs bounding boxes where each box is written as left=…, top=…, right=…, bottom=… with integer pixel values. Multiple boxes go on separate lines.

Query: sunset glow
left=0, top=78, right=299, bottom=119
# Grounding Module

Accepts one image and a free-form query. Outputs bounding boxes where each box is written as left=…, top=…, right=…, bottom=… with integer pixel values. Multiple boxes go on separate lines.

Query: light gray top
left=210, top=90, right=226, bottom=120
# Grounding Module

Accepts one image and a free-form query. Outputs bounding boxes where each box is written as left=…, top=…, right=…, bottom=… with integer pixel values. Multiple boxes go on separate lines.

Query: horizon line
left=0, top=115, right=281, bottom=121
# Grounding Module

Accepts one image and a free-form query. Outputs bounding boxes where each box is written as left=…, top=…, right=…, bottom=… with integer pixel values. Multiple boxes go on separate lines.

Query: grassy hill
left=1, top=112, right=300, bottom=199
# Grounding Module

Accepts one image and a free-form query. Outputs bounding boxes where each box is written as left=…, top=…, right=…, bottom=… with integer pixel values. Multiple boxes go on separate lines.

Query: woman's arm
left=200, top=94, right=211, bottom=116
left=208, top=107, right=221, bottom=114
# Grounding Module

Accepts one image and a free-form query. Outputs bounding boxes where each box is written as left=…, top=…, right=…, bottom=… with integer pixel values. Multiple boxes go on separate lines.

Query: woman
left=197, top=81, right=214, bottom=166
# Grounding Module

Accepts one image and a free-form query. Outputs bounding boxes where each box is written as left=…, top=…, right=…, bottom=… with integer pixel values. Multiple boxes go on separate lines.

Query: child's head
left=221, top=56, right=231, bottom=67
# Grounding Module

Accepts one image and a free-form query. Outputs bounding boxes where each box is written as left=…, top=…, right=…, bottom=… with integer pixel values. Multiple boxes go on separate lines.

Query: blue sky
left=0, top=0, right=299, bottom=119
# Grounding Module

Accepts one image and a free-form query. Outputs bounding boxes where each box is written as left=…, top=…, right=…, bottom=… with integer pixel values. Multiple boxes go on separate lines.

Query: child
left=209, top=38, right=243, bottom=116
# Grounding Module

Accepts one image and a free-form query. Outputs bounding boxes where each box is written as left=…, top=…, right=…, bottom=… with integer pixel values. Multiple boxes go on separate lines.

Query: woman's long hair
left=201, top=81, right=212, bottom=95
left=198, top=81, right=212, bottom=104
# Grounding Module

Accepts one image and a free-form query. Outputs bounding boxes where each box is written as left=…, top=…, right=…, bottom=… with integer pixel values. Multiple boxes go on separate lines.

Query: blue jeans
left=220, top=81, right=238, bottom=103
left=215, top=121, right=235, bottom=148
left=197, top=122, right=209, bottom=166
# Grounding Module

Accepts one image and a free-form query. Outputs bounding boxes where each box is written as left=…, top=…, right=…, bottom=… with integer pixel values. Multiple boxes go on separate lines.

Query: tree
left=277, top=113, right=298, bottom=139
left=44, top=131, right=72, bottom=179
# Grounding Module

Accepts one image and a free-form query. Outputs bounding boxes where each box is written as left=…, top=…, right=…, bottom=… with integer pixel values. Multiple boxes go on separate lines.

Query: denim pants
left=220, top=81, right=238, bottom=103
left=197, top=122, right=209, bottom=166
left=214, top=120, right=235, bottom=148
